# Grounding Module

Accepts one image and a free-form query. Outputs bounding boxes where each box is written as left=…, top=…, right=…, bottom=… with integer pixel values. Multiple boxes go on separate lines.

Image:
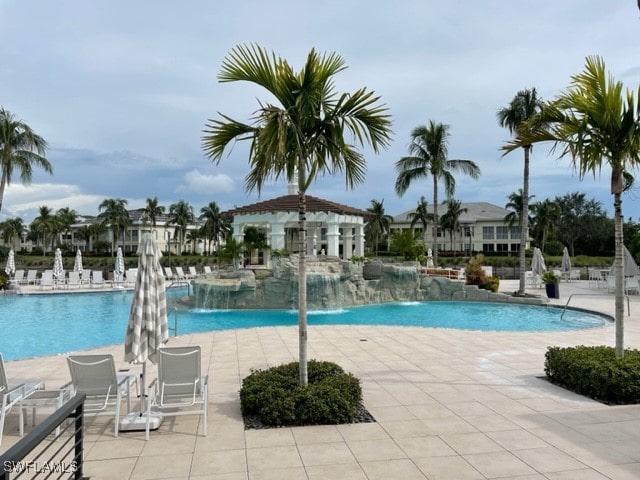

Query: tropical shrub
left=240, top=360, right=363, bottom=427
left=545, top=346, right=640, bottom=404
left=465, top=254, right=486, bottom=286
left=481, top=276, right=500, bottom=292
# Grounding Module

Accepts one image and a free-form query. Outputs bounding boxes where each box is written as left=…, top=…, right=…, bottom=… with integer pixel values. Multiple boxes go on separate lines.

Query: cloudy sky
left=1, top=1, right=639, bottom=223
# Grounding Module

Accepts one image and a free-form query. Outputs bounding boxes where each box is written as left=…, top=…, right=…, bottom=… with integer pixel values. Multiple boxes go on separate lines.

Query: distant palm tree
left=530, top=199, right=560, bottom=253
left=395, top=121, right=481, bottom=267
left=364, top=199, right=393, bottom=256
left=439, top=199, right=467, bottom=251
left=168, top=200, right=195, bottom=254
left=498, top=87, right=543, bottom=295
left=406, top=196, right=433, bottom=246
left=200, top=201, right=223, bottom=255
left=55, top=207, right=78, bottom=246
left=31, top=205, right=56, bottom=255
left=0, top=108, right=51, bottom=213
left=75, top=225, right=92, bottom=252
left=0, top=217, right=25, bottom=250
left=99, top=198, right=129, bottom=256
left=144, top=196, right=165, bottom=228
left=504, top=189, right=534, bottom=228
left=202, top=44, right=391, bottom=385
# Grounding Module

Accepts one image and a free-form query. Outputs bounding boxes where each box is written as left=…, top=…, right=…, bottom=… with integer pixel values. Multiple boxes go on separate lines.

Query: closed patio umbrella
left=561, top=247, right=571, bottom=273
left=115, top=247, right=125, bottom=284
left=121, top=233, right=168, bottom=431
left=73, top=249, right=83, bottom=275
left=4, top=249, right=15, bottom=278
left=531, top=247, right=546, bottom=276
left=53, top=248, right=64, bottom=286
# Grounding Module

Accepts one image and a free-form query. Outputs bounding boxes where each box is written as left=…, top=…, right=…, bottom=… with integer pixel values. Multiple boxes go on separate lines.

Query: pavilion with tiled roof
left=223, top=187, right=371, bottom=265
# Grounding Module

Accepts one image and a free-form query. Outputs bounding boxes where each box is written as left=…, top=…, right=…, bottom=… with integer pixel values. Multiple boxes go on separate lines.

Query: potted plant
left=541, top=271, right=560, bottom=299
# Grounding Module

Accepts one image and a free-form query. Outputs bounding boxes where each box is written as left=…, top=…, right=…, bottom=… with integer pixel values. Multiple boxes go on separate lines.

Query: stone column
left=270, top=222, right=286, bottom=250
left=326, top=222, right=340, bottom=257
left=343, top=228, right=353, bottom=259
left=354, top=224, right=365, bottom=256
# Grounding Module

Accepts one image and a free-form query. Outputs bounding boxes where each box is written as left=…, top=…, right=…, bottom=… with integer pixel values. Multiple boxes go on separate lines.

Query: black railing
left=0, top=394, right=86, bottom=480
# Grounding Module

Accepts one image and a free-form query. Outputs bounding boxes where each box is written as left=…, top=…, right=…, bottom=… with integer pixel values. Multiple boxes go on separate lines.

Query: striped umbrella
left=561, top=247, right=571, bottom=273
left=124, top=233, right=168, bottom=399
left=115, top=247, right=125, bottom=283
left=4, top=249, right=15, bottom=277
left=53, top=248, right=64, bottom=284
left=73, top=249, right=83, bottom=274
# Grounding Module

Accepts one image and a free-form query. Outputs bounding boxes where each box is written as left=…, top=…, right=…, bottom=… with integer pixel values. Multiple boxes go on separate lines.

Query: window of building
left=432, top=227, right=443, bottom=238
left=510, top=243, right=520, bottom=252
left=496, top=243, right=509, bottom=252
left=496, top=226, right=508, bottom=240
left=482, top=226, right=494, bottom=240
left=462, top=225, right=473, bottom=237
left=510, top=227, right=521, bottom=239
left=483, top=244, right=495, bottom=253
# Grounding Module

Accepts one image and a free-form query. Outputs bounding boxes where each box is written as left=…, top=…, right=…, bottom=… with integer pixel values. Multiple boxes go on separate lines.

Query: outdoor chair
left=13, top=270, right=25, bottom=285
left=91, top=270, right=105, bottom=288
left=175, top=266, right=191, bottom=280
left=606, top=274, right=616, bottom=294
left=1, top=353, right=44, bottom=446
left=203, top=266, right=212, bottom=275
left=124, top=268, right=138, bottom=287
left=81, top=269, right=92, bottom=285
left=40, top=270, right=54, bottom=290
left=588, top=268, right=604, bottom=288
left=64, top=354, right=136, bottom=437
left=569, top=269, right=581, bottom=281
left=146, top=346, right=208, bottom=440
left=625, top=276, right=640, bottom=295
left=188, top=266, right=199, bottom=278
left=525, top=271, right=541, bottom=289
left=25, top=269, right=38, bottom=285
left=66, top=271, right=81, bottom=288
left=164, top=267, right=176, bottom=281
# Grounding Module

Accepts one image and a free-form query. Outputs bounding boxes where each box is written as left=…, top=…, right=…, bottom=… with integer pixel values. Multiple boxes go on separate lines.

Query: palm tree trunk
left=432, top=183, right=439, bottom=267
left=613, top=190, right=625, bottom=358
left=0, top=174, right=7, bottom=213
left=297, top=163, right=308, bottom=386
left=518, top=147, right=530, bottom=295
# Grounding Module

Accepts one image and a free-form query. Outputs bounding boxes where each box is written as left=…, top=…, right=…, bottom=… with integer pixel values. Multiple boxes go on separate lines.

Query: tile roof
left=223, top=194, right=372, bottom=218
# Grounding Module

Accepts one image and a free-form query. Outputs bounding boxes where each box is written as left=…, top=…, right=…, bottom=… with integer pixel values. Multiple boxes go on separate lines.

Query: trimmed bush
left=545, top=346, right=640, bottom=404
left=240, top=360, right=363, bottom=427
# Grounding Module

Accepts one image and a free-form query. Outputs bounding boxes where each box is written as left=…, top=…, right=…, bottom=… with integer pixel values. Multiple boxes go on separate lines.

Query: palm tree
left=75, top=225, right=92, bottom=252
left=1, top=217, right=25, bottom=250
left=31, top=205, right=56, bottom=255
left=395, top=121, right=481, bottom=267
left=200, top=201, right=223, bottom=255
left=502, top=56, right=640, bottom=358
left=144, top=196, right=165, bottom=228
left=530, top=199, right=560, bottom=253
left=504, top=189, right=534, bottom=228
left=202, top=44, right=392, bottom=385
left=439, top=199, right=467, bottom=251
left=406, top=196, right=433, bottom=245
left=364, top=199, right=393, bottom=256
left=0, top=108, right=51, bottom=213
left=98, top=198, right=129, bottom=256
left=497, top=88, right=543, bottom=295
left=55, top=207, right=78, bottom=246
left=168, top=200, right=195, bottom=254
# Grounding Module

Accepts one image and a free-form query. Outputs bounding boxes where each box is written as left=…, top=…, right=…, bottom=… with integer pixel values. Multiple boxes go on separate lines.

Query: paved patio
left=1, top=279, right=640, bottom=479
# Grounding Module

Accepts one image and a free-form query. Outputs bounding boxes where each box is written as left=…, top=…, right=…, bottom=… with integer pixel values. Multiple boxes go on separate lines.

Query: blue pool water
left=0, top=289, right=607, bottom=361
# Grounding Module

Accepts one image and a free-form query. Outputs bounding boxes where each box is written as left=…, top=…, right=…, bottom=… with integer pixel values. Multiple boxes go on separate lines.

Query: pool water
left=0, top=289, right=607, bottom=361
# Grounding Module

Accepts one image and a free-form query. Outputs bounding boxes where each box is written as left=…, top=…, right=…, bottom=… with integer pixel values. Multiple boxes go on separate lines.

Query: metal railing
left=0, top=394, right=86, bottom=480
left=169, top=306, right=179, bottom=337
left=560, top=293, right=629, bottom=320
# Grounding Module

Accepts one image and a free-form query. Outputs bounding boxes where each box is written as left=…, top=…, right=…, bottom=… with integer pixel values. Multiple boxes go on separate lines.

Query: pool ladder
left=169, top=306, right=179, bottom=337
left=560, top=293, right=630, bottom=320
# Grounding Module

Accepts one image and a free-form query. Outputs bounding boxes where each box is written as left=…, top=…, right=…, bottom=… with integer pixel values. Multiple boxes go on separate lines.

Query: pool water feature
left=0, top=289, right=608, bottom=361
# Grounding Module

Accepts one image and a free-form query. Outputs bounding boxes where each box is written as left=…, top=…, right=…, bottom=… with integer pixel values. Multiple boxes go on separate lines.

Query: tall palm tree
left=98, top=198, right=129, bottom=256
left=504, top=189, right=534, bottom=228
left=439, top=199, right=467, bottom=251
left=395, top=121, right=480, bottom=267
left=168, top=200, right=195, bottom=254
left=0, top=108, right=51, bottom=213
left=55, top=207, right=78, bottom=246
left=200, top=201, right=223, bottom=255
left=364, top=199, right=393, bottom=256
left=406, top=196, right=433, bottom=245
left=144, top=196, right=165, bottom=228
left=1, top=217, right=25, bottom=250
left=503, top=56, right=640, bottom=358
left=497, top=88, right=543, bottom=295
left=530, top=199, right=560, bottom=253
left=202, top=44, right=392, bottom=385
left=75, top=225, right=92, bottom=252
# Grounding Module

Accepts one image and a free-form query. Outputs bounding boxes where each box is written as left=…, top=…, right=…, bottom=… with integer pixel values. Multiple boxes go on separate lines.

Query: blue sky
left=1, top=1, right=639, bottom=223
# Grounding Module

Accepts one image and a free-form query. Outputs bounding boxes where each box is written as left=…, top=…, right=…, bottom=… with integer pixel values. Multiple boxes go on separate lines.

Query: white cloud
left=176, top=170, right=235, bottom=195
left=3, top=183, right=104, bottom=219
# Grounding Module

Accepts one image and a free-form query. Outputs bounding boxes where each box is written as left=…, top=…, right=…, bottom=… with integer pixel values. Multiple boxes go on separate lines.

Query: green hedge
left=240, top=360, right=362, bottom=427
left=545, top=346, right=640, bottom=404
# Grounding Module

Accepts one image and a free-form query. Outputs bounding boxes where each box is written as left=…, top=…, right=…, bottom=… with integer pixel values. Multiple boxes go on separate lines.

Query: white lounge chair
left=175, top=266, right=190, bottom=280
left=146, top=346, right=208, bottom=440
left=588, top=268, right=604, bottom=288
left=91, top=270, right=105, bottom=288
left=13, top=270, right=25, bottom=285
left=625, top=276, right=640, bottom=295
left=64, top=354, right=136, bottom=437
left=164, top=267, right=176, bottom=281
left=25, top=269, right=38, bottom=285
left=1, top=353, right=44, bottom=446
left=203, top=266, right=212, bottom=275
left=66, top=271, right=81, bottom=289
left=124, top=268, right=138, bottom=287
left=40, top=270, right=54, bottom=290
left=81, top=269, right=92, bottom=286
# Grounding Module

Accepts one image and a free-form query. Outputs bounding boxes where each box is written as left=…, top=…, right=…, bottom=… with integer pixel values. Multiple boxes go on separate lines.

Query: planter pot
left=545, top=282, right=560, bottom=299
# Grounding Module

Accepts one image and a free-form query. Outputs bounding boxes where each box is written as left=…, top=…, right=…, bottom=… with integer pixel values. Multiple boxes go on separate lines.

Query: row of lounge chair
left=163, top=265, right=212, bottom=282
left=1, top=346, right=207, bottom=444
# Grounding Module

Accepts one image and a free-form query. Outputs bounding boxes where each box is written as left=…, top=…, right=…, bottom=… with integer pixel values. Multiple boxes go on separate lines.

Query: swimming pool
left=0, top=289, right=608, bottom=361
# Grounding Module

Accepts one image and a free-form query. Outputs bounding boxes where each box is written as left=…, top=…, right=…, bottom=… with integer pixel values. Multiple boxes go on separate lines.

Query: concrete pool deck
left=1, top=279, right=640, bottom=479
